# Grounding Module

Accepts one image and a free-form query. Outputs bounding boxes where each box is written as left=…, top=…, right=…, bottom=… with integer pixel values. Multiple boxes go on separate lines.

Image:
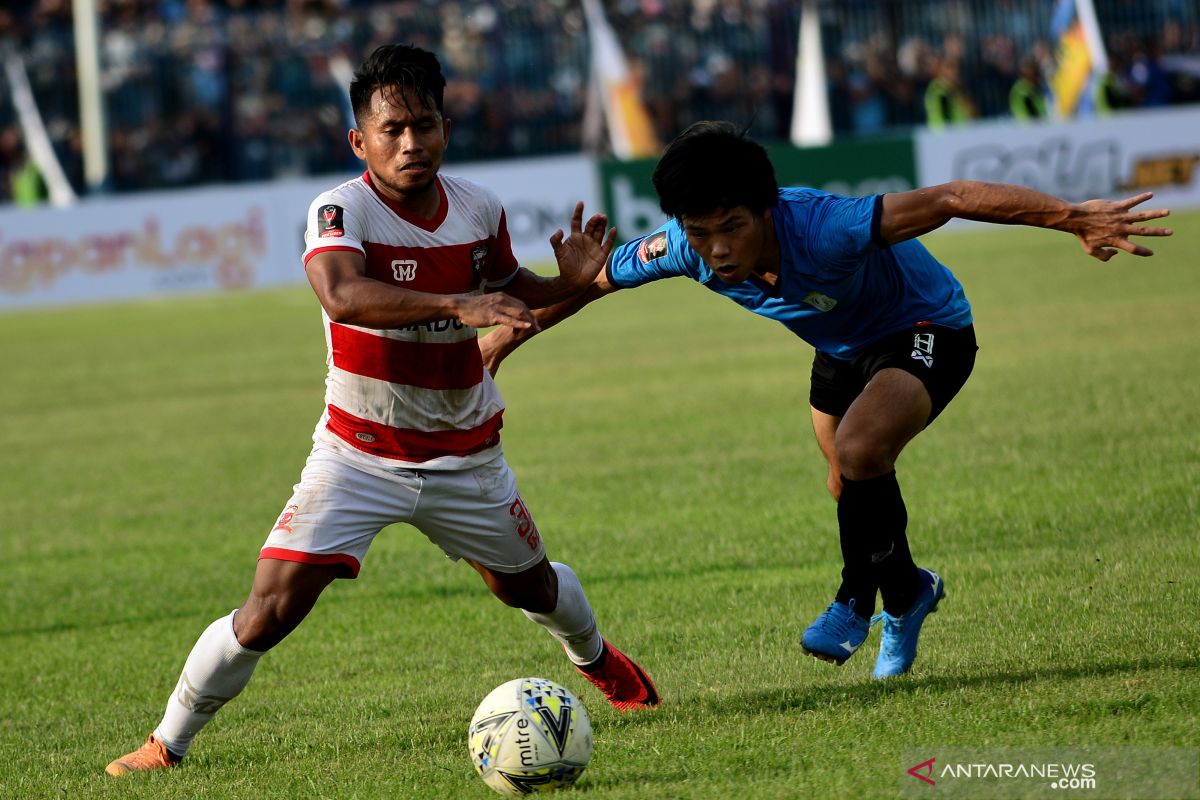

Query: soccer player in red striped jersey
left=106, top=44, right=657, bottom=777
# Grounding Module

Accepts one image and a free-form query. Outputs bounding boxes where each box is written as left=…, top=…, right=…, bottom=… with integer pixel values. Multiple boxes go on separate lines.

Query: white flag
left=791, top=0, right=832, bottom=147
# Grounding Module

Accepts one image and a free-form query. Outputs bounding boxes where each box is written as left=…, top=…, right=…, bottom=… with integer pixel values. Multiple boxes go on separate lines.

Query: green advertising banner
left=598, top=135, right=916, bottom=242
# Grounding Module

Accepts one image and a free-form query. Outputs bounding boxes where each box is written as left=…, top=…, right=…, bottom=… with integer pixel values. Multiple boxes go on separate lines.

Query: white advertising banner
left=0, top=154, right=597, bottom=311
left=915, top=106, right=1200, bottom=211
left=0, top=184, right=297, bottom=310
left=444, top=153, right=599, bottom=261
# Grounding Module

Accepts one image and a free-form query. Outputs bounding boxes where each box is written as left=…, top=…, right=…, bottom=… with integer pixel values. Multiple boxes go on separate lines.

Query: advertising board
left=598, top=135, right=917, bottom=242
left=0, top=154, right=597, bottom=310
left=915, top=106, right=1200, bottom=209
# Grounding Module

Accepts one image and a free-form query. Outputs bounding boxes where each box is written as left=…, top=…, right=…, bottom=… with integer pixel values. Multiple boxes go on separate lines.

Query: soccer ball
left=468, top=677, right=593, bottom=796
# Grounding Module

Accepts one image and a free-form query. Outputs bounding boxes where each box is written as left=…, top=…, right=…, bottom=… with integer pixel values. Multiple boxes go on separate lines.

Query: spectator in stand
left=1126, top=35, right=1174, bottom=106
left=979, top=34, right=1020, bottom=117
left=1009, top=57, right=1048, bottom=121
left=0, top=126, right=48, bottom=206
left=2, top=0, right=1198, bottom=204
left=924, top=56, right=977, bottom=129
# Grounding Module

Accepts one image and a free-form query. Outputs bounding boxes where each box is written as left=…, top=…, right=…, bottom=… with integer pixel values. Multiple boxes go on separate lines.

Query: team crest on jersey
left=637, top=231, right=668, bottom=263
left=802, top=291, right=838, bottom=312
left=471, top=244, right=489, bottom=285
left=317, top=204, right=345, bottom=238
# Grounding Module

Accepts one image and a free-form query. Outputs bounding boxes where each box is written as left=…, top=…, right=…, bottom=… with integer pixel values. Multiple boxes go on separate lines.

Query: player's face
left=680, top=206, right=771, bottom=283
left=349, top=86, right=451, bottom=206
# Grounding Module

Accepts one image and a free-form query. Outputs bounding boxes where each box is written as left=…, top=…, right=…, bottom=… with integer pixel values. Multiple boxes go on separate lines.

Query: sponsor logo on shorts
left=911, top=332, right=935, bottom=367
left=273, top=504, right=299, bottom=534
left=637, top=231, right=668, bottom=263
left=317, top=204, right=345, bottom=238
left=355, top=432, right=377, bottom=443
left=508, top=496, right=541, bottom=550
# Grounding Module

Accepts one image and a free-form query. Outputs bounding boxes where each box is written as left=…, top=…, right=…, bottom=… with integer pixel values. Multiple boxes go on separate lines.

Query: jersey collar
left=362, top=170, right=449, bottom=232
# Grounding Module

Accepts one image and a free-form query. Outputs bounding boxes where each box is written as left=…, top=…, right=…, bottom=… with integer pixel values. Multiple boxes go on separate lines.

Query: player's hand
left=455, top=293, right=539, bottom=331
left=1070, top=192, right=1172, bottom=262
left=550, top=202, right=618, bottom=289
left=478, top=329, right=509, bottom=377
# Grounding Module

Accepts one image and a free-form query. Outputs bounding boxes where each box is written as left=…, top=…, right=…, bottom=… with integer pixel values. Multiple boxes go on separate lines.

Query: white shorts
left=260, top=440, right=545, bottom=578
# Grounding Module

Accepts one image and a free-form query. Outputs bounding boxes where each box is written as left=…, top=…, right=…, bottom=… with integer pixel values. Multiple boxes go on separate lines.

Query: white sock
left=154, top=610, right=264, bottom=757
left=523, top=562, right=604, bottom=666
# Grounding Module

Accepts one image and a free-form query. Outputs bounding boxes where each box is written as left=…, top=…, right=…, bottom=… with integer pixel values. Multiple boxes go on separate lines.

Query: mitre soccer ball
left=468, top=677, right=593, bottom=796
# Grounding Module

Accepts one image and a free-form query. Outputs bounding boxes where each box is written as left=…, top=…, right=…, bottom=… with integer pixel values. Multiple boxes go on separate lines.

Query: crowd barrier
left=2, top=106, right=1196, bottom=311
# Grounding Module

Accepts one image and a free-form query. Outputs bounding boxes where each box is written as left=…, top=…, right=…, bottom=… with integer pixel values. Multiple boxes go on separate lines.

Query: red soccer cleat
left=576, top=639, right=660, bottom=712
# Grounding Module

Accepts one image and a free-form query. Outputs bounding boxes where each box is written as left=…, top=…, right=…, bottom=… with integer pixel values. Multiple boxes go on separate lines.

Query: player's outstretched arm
left=306, top=250, right=536, bottom=331
left=878, top=181, right=1173, bottom=261
left=479, top=273, right=619, bottom=377
left=500, top=202, right=618, bottom=310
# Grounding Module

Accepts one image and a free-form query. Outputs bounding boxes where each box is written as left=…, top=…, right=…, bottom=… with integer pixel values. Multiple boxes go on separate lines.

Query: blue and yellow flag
left=1050, top=0, right=1108, bottom=118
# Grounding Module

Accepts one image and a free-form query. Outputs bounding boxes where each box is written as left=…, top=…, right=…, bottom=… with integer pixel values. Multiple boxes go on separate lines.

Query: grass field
left=2, top=211, right=1198, bottom=799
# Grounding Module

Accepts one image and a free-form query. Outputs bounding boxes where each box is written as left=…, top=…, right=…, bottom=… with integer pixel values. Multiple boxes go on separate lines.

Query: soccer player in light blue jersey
left=481, top=121, right=1172, bottom=679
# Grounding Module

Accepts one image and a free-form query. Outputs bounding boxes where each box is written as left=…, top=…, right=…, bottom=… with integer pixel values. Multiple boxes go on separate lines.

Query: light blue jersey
left=606, top=188, right=973, bottom=359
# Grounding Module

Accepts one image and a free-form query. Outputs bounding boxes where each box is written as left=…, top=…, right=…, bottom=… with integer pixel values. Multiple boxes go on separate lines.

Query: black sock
left=834, top=471, right=919, bottom=618
left=880, top=517, right=920, bottom=616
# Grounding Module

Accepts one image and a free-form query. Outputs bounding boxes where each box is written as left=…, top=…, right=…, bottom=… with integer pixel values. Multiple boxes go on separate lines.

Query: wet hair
left=349, top=44, right=446, bottom=125
left=651, top=121, right=778, bottom=219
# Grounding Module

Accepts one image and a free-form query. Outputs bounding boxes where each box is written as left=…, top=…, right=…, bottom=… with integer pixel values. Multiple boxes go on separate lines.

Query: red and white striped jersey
left=302, top=171, right=520, bottom=470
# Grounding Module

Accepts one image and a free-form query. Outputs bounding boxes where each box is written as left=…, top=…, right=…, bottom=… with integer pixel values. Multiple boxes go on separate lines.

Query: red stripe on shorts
left=259, top=547, right=361, bottom=577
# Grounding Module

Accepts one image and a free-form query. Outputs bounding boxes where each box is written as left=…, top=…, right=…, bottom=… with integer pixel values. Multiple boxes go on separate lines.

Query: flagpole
left=1074, top=0, right=1109, bottom=73
left=72, top=0, right=108, bottom=193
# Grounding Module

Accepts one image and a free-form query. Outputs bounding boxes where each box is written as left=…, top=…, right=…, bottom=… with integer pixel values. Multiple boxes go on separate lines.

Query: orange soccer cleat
left=105, top=734, right=180, bottom=776
left=576, top=639, right=660, bottom=712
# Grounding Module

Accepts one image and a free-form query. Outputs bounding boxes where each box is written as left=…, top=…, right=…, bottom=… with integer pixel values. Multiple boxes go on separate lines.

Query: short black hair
left=651, top=121, right=778, bottom=219
left=350, top=44, right=446, bottom=125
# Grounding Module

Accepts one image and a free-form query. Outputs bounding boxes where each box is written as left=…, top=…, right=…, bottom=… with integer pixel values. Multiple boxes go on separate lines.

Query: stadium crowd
left=0, top=0, right=1197, bottom=204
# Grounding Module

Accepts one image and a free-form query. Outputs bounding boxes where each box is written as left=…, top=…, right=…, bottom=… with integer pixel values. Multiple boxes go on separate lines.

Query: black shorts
left=809, top=324, right=977, bottom=424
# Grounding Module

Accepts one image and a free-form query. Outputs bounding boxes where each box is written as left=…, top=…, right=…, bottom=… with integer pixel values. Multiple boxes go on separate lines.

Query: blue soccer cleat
left=801, top=599, right=872, bottom=665
left=872, top=567, right=946, bottom=679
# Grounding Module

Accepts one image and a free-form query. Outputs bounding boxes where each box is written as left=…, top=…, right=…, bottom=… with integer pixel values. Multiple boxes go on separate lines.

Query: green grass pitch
left=1, top=212, right=1197, bottom=799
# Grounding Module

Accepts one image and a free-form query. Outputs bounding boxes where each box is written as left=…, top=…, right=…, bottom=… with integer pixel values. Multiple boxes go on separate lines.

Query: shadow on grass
left=0, top=607, right=219, bottom=639
left=1, top=558, right=804, bottom=639
left=708, top=654, right=1200, bottom=715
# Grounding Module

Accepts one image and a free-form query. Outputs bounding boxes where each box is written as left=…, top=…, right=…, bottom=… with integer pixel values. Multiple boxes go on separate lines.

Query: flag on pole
left=581, top=0, right=660, bottom=159
left=1049, top=0, right=1109, bottom=119
left=791, top=0, right=832, bottom=147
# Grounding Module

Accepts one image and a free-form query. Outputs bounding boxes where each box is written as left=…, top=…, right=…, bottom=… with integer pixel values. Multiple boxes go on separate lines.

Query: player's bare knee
left=233, top=594, right=305, bottom=651
left=835, top=433, right=895, bottom=481
left=480, top=558, right=556, bottom=612
left=489, top=579, right=555, bottom=613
